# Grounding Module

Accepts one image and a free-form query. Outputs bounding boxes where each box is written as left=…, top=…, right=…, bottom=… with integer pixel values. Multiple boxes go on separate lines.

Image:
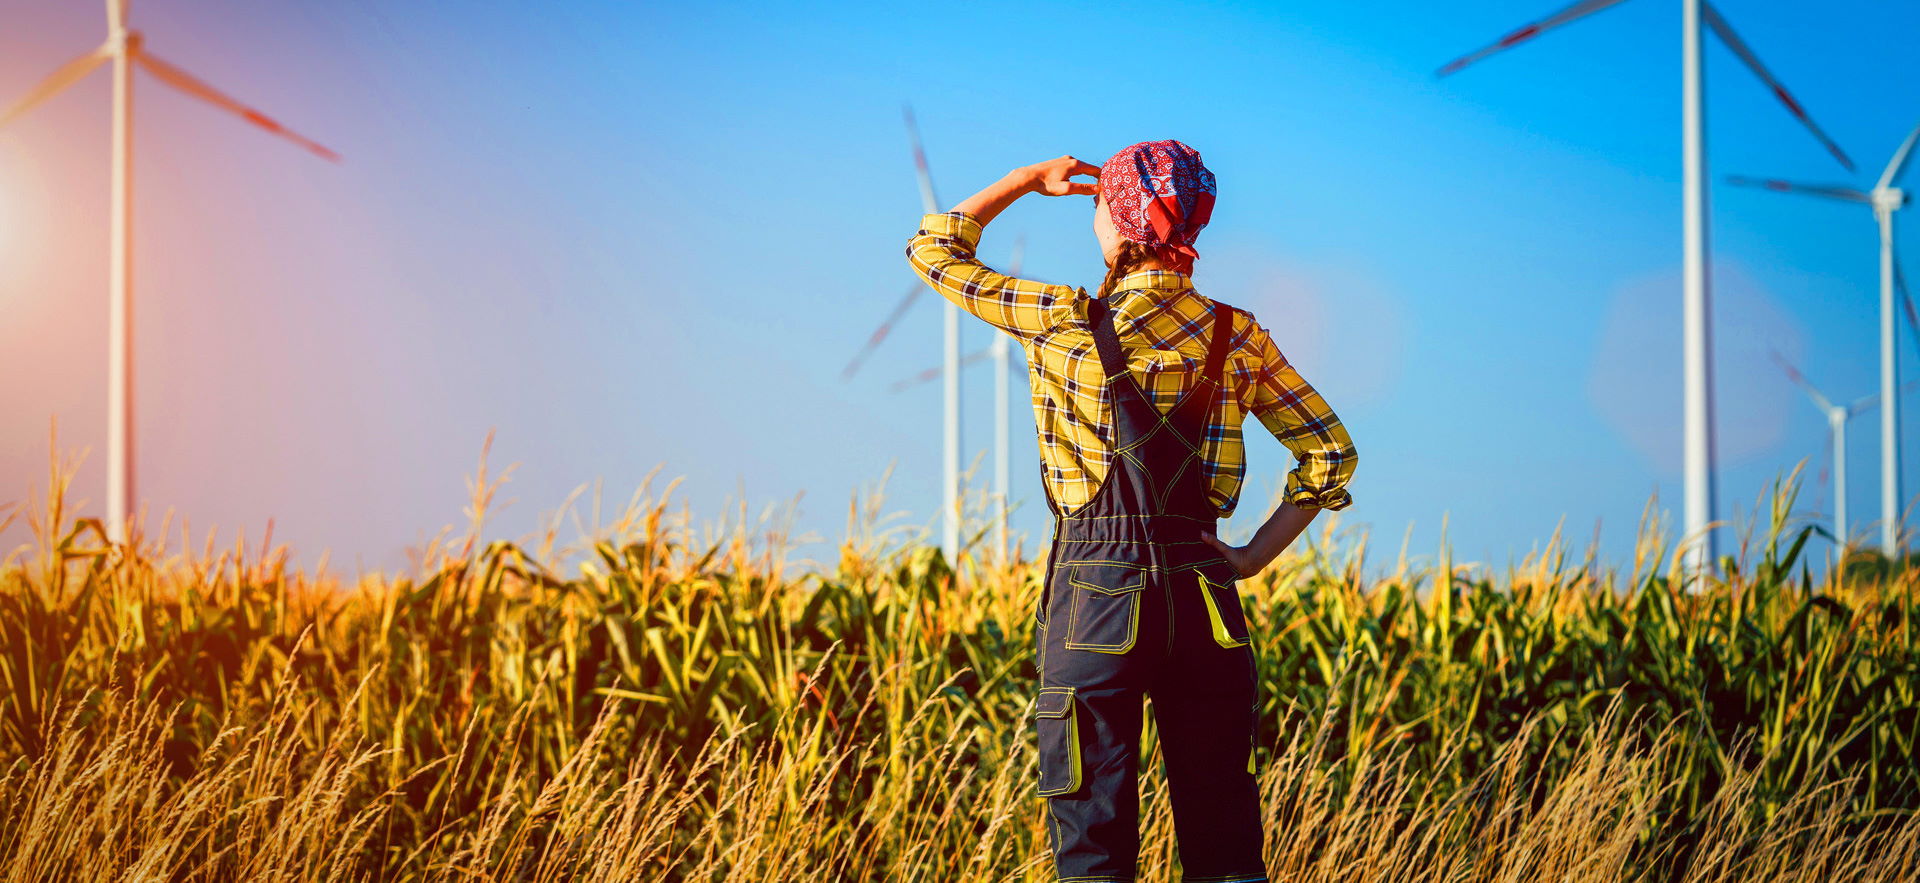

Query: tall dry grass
left=1, top=432, right=1915, bottom=881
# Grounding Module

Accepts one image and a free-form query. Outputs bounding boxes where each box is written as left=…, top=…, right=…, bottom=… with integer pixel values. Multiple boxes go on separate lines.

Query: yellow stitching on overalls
left=1168, top=555, right=1232, bottom=570
left=1114, top=420, right=1162, bottom=454
left=1152, top=453, right=1198, bottom=512
left=1058, top=559, right=1151, bottom=569
left=1064, top=590, right=1139, bottom=653
left=1117, top=388, right=1209, bottom=458
left=1046, top=808, right=1070, bottom=876
left=1174, top=423, right=1206, bottom=458
left=1063, top=579, right=1140, bottom=654
left=1061, top=512, right=1213, bottom=522
left=1198, top=572, right=1251, bottom=648
left=1036, top=688, right=1082, bottom=797
left=1068, top=577, right=1143, bottom=596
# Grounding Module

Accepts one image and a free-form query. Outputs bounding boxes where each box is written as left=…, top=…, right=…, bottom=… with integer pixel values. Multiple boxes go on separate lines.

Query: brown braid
left=1096, top=240, right=1152, bottom=301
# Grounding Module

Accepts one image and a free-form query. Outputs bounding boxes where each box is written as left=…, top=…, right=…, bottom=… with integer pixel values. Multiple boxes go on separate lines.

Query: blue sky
left=2, top=0, right=1917, bottom=577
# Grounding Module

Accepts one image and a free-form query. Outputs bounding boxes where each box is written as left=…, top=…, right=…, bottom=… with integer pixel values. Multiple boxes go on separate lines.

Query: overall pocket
left=1196, top=559, right=1251, bottom=648
left=1064, top=562, right=1147, bottom=653
left=1034, top=686, right=1082, bottom=797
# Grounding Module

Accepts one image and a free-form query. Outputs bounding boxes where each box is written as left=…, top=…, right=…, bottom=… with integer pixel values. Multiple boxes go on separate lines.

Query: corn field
left=1, top=439, right=1917, bottom=882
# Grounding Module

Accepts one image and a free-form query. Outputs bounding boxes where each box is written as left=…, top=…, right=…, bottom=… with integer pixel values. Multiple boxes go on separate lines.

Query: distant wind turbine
left=1729, top=120, right=1920, bottom=558
left=1436, top=0, right=1854, bottom=574
left=840, top=107, right=962, bottom=559
left=885, top=238, right=1027, bottom=562
left=1773, top=350, right=1880, bottom=550
left=889, top=349, right=993, bottom=394
left=1, top=0, right=341, bottom=543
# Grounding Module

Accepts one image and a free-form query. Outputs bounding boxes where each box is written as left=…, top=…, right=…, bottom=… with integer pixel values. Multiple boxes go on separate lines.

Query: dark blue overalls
left=1033, top=295, right=1267, bottom=883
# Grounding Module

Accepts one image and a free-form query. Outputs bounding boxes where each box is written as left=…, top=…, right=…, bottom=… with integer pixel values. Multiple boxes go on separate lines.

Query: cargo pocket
left=1034, top=686, right=1081, bottom=797
left=1064, top=562, right=1147, bottom=653
left=1196, top=560, right=1251, bottom=648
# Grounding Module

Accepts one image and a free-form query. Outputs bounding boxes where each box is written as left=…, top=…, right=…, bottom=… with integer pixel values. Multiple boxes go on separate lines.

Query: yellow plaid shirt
left=905, top=211, right=1357, bottom=519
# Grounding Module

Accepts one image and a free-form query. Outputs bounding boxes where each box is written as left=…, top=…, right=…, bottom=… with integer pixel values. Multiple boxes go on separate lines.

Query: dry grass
left=1, top=433, right=1915, bottom=881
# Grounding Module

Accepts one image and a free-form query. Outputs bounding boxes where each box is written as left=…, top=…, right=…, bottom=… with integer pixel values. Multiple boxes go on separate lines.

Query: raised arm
left=903, top=156, right=1100, bottom=340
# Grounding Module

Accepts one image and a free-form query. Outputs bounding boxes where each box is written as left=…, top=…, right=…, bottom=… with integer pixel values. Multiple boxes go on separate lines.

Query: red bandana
left=1098, top=140, right=1217, bottom=275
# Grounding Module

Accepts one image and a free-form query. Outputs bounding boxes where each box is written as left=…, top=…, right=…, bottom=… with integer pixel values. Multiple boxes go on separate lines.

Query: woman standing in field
left=905, top=141, right=1357, bottom=882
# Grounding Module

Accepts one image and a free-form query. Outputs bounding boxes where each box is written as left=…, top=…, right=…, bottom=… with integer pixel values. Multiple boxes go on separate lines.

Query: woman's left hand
left=1200, top=531, right=1266, bottom=579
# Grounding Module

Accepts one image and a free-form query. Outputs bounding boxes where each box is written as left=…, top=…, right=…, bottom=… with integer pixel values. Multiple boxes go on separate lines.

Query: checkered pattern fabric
left=905, top=211, right=1356, bottom=517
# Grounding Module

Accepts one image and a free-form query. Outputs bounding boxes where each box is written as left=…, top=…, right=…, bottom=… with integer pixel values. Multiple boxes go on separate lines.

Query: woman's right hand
left=1022, top=156, right=1101, bottom=197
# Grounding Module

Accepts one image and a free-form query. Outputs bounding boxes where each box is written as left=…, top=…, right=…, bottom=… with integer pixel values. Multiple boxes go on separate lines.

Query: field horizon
left=3, top=436, right=1917, bottom=881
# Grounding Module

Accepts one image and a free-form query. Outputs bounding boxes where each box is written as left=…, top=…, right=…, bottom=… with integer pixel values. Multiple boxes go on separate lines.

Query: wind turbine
left=885, top=237, right=1027, bottom=562
left=1728, top=120, right=1920, bottom=558
left=1436, top=0, right=1855, bottom=574
left=909, top=106, right=962, bottom=562
left=840, top=107, right=961, bottom=560
left=1, top=0, right=341, bottom=544
left=1773, top=350, right=1876, bottom=550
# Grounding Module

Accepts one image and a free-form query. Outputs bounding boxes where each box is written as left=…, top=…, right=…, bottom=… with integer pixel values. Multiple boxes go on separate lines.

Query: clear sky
left=3, top=0, right=1917, bottom=578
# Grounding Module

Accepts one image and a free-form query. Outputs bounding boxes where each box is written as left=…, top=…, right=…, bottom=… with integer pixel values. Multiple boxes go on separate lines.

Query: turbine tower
left=1436, top=0, right=1854, bottom=575
left=904, top=107, right=963, bottom=564
left=1772, top=350, right=1876, bottom=551
left=1729, top=121, right=1919, bottom=558
left=884, top=239, right=1028, bottom=563
left=0, top=0, right=340, bottom=544
left=840, top=107, right=965, bottom=563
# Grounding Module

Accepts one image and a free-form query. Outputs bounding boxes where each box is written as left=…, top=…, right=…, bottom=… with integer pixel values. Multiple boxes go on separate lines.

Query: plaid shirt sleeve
left=1242, top=316, right=1358, bottom=511
left=905, top=211, right=1078, bottom=340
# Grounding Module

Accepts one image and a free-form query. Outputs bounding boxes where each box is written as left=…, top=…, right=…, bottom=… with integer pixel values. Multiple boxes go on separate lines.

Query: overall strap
left=1201, top=301, right=1234, bottom=388
left=1089, top=297, right=1235, bottom=393
left=1087, top=296, right=1131, bottom=383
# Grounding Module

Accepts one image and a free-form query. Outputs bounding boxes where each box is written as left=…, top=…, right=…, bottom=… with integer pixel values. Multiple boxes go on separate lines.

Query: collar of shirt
left=1109, top=268, right=1193, bottom=294
left=1099, top=269, right=1198, bottom=334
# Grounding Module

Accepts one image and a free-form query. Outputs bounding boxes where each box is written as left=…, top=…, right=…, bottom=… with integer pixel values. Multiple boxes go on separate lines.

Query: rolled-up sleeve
left=904, top=211, right=1075, bottom=340
left=1243, top=318, right=1357, bottom=510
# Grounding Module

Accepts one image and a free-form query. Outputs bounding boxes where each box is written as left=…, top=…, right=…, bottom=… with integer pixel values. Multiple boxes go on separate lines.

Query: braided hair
left=1096, top=239, right=1153, bottom=301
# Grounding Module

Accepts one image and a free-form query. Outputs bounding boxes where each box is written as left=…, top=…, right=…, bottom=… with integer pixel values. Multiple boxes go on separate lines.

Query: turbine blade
left=903, top=104, right=939, bottom=213
left=1725, top=175, right=1870, bottom=203
left=1879, top=119, right=1920, bottom=191
left=842, top=283, right=925, bottom=381
left=1701, top=2, right=1854, bottom=172
left=1843, top=381, right=1920, bottom=414
left=1770, top=348, right=1835, bottom=413
left=107, top=0, right=128, bottom=32
left=1433, top=0, right=1632, bottom=77
left=135, top=50, right=341, bottom=162
left=0, top=43, right=111, bottom=128
left=1845, top=383, right=1920, bottom=416
left=889, top=347, right=992, bottom=393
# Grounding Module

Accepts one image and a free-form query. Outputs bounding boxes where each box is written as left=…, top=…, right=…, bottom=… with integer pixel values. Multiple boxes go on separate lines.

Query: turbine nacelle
left=1872, top=187, right=1907, bottom=214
